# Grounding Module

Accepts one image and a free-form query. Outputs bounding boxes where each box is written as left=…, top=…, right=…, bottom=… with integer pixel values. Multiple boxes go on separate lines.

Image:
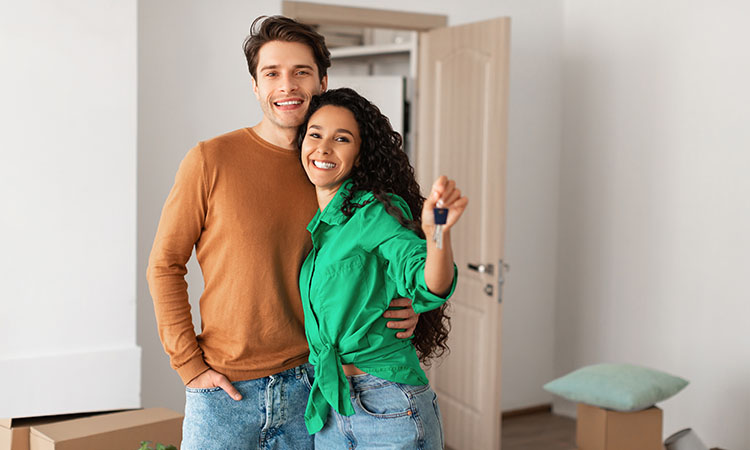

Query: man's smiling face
left=252, top=40, right=328, bottom=131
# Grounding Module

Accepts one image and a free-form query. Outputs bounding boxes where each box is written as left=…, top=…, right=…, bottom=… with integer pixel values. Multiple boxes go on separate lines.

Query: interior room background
left=2, top=1, right=748, bottom=448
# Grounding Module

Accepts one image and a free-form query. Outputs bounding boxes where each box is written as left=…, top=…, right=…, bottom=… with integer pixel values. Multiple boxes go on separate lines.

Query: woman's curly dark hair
left=297, top=87, right=450, bottom=364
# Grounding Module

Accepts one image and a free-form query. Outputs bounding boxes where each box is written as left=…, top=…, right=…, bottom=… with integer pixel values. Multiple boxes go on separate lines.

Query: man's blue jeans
left=181, top=363, right=315, bottom=450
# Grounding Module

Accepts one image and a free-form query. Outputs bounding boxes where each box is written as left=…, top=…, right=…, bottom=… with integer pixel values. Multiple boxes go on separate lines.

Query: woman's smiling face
left=300, top=105, right=361, bottom=193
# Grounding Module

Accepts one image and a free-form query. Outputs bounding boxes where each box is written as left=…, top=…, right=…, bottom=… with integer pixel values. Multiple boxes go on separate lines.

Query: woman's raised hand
left=421, top=175, right=469, bottom=235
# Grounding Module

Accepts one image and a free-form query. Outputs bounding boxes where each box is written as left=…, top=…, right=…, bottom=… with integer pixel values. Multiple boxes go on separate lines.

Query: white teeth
left=313, top=160, right=335, bottom=169
left=275, top=100, right=302, bottom=106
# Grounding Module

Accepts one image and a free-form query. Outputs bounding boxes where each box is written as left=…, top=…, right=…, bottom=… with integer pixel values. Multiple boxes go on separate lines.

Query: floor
left=501, top=411, right=577, bottom=450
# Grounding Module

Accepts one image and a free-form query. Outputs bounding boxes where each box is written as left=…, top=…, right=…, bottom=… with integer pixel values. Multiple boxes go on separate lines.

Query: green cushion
left=543, top=363, right=689, bottom=411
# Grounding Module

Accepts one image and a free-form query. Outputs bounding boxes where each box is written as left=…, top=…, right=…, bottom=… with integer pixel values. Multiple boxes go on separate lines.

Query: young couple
left=147, top=15, right=467, bottom=450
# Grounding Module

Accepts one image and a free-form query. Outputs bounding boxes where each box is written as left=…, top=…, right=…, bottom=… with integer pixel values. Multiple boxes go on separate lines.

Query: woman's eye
left=308, top=132, right=321, bottom=139
left=335, top=136, right=350, bottom=143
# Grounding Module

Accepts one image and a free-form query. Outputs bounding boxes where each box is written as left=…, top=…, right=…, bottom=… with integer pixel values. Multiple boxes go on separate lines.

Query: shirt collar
left=321, top=178, right=354, bottom=225
left=307, top=179, right=363, bottom=234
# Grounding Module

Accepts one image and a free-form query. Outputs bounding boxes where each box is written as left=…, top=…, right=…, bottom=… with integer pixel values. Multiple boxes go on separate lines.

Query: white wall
left=557, top=1, right=750, bottom=447
left=138, top=0, right=562, bottom=413
left=0, top=0, right=139, bottom=417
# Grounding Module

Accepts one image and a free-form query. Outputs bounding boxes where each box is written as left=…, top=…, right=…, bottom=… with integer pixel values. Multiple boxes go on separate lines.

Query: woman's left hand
left=421, top=175, right=469, bottom=235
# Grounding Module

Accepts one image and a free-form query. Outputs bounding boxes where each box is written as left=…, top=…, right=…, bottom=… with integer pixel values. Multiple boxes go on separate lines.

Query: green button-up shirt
left=300, top=179, right=457, bottom=434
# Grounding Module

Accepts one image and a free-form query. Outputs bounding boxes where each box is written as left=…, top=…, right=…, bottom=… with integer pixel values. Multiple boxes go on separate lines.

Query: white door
left=416, top=17, right=511, bottom=450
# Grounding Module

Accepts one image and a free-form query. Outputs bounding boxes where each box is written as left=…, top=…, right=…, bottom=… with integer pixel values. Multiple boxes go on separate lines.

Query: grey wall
left=557, top=0, right=750, bottom=447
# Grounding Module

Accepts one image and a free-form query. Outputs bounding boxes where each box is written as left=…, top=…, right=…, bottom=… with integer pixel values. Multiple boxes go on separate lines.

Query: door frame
left=282, top=1, right=447, bottom=31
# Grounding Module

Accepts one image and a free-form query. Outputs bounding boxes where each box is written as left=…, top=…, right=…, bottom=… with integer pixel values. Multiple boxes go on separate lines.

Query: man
left=147, top=15, right=418, bottom=450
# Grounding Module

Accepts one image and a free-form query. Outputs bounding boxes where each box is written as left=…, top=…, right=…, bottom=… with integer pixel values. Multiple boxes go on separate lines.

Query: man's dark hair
left=243, top=15, right=331, bottom=82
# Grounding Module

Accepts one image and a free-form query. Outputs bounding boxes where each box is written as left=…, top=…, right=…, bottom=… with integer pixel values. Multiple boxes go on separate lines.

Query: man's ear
left=320, top=74, right=328, bottom=93
left=251, top=76, right=260, bottom=100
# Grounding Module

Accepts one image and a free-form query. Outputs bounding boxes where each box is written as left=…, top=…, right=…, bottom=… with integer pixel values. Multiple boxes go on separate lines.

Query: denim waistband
left=260, top=362, right=312, bottom=380
left=347, top=372, right=396, bottom=391
left=292, top=362, right=313, bottom=378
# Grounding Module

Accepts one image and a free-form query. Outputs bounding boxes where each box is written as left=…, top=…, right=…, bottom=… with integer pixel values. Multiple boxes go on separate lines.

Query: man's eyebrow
left=259, top=64, right=314, bottom=72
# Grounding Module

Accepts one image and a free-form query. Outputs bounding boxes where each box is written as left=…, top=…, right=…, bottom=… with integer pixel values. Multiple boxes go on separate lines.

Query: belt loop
left=348, top=376, right=355, bottom=399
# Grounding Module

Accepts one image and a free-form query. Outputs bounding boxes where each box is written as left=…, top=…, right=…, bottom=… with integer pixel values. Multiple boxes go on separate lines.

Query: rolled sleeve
left=363, top=196, right=457, bottom=313
left=412, top=263, right=458, bottom=314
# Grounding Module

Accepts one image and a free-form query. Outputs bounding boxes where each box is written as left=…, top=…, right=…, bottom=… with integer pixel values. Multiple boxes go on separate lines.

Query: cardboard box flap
left=1, top=412, right=99, bottom=431
left=29, top=408, right=181, bottom=443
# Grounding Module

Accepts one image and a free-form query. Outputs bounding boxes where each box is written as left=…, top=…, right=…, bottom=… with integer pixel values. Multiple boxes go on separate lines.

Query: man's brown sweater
left=147, top=128, right=317, bottom=384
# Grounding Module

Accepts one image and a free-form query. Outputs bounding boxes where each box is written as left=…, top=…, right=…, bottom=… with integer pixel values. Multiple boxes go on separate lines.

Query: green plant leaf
left=153, top=444, right=176, bottom=450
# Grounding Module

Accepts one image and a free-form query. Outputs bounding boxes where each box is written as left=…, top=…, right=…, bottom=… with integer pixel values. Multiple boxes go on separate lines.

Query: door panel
left=417, top=17, right=510, bottom=450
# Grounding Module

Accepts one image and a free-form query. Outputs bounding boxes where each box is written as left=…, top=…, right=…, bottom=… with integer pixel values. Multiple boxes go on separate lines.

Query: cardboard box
left=2, top=417, right=35, bottom=450
left=2, top=417, right=37, bottom=450
left=576, top=403, right=662, bottom=450
left=1, top=413, right=100, bottom=450
left=29, top=408, right=182, bottom=450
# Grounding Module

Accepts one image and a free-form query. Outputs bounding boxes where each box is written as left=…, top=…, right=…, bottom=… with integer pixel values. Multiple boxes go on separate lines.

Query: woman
left=297, top=88, right=468, bottom=449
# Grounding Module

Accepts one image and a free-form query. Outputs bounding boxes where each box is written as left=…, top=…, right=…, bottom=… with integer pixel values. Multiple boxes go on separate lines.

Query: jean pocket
left=356, top=382, right=413, bottom=418
left=301, top=365, right=314, bottom=390
left=185, top=386, right=223, bottom=394
left=432, top=391, right=444, bottom=448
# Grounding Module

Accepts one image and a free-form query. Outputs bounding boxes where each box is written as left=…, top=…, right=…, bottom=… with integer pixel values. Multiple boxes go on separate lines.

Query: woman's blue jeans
left=181, top=363, right=315, bottom=450
left=315, top=373, right=444, bottom=449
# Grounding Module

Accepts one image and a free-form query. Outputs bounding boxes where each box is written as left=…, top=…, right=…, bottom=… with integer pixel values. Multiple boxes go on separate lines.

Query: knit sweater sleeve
left=146, top=144, right=210, bottom=384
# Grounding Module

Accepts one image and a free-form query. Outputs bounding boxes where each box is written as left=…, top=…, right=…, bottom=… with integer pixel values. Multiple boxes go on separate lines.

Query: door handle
left=467, top=263, right=494, bottom=275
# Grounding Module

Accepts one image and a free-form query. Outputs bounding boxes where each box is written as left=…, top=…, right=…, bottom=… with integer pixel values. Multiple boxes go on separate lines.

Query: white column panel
left=0, top=0, right=139, bottom=417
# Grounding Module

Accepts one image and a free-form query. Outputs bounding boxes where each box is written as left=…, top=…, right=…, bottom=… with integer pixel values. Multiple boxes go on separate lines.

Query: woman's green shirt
left=299, top=179, right=457, bottom=434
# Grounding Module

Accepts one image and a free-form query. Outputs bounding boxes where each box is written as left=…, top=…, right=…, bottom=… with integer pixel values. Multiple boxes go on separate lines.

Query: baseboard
left=502, top=403, right=553, bottom=419
left=0, top=346, right=141, bottom=418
